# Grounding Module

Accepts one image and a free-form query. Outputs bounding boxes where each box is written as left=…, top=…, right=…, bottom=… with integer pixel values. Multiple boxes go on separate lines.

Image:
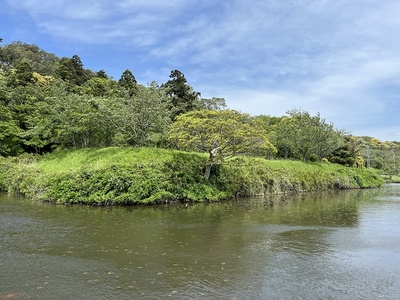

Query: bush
left=0, top=147, right=385, bottom=204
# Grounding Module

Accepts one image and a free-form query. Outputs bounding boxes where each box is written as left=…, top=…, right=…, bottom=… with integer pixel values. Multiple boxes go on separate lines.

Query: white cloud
left=117, top=0, right=187, bottom=10
left=4, top=0, right=400, bottom=140
left=6, top=0, right=109, bottom=19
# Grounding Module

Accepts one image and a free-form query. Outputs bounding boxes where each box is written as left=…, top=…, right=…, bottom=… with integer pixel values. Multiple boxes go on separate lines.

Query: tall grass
left=0, top=147, right=384, bottom=205
left=36, top=147, right=186, bottom=174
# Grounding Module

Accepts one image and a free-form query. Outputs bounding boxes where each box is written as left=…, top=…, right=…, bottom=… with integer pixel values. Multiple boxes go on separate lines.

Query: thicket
left=0, top=148, right=384, bottom=205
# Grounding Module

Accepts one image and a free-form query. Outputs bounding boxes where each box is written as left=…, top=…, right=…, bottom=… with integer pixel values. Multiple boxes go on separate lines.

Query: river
left=1, top=184, right=400, bottom=299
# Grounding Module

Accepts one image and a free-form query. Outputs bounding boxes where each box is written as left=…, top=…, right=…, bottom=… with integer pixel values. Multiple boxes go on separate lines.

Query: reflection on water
left=1, top=185, right=400, bottom=299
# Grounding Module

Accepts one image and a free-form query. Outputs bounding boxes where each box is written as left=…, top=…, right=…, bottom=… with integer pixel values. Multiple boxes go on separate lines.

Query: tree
left=5, top=82, right=48, bottom=152
left=0, top=41, right=58, bottom=75
left=329, top=135, right=365, bottom=167
left=95, top=82, right=171, bottom=146
left=118, top=69, right=137, bottom=97
left=55, top=55, right=89, bottom=85
left=272, top=116, right=297, bottom=159
left=168, top=110, right=276, bottom=180
left=360, top=137, right=400, bottom=174
left=55, top=57, right=75, bottom=82
left=0, top=105, right=21, bottom=156
left=7, top=60, right=35, bottom=87
left=70, top=54, right=87, bottom=85
left=96, top=69, right=108, bottom=79
left=17, top=99, right=56, bottom=153
left=197, top=97, right=227, bottom=110
left=162, top=70, right=201, bottom=119
left=47, top=92, right=111, bottom=148
left=82, top=76, right=118, bottom=97
left=273, top=109, right=344, bottom=161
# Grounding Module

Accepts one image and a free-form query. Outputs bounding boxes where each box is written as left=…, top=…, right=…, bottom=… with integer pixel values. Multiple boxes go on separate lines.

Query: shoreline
left=0, top=147, right=385, bottom=205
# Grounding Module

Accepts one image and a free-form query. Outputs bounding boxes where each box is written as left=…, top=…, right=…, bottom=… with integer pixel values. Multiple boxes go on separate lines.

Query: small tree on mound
left=168, top=110, right=276, bottom=180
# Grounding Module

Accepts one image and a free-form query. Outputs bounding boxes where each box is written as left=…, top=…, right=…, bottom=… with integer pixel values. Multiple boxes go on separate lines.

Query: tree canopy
left=118, top=69, right=137, bottom=97
left=271, top=109, right=344, bottom=161
left=94, top=82, right=171, bottom=146
left=162, top=69, right=201, bottom=120
left=168, top=110, right=276, bottom=179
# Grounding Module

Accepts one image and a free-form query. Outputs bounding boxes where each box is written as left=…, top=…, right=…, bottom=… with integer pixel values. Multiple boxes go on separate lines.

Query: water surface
left=1, top=185, right=400, bottom=299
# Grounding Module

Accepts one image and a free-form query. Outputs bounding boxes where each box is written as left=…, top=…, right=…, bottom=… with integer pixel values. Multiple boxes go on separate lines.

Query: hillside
left=0, top=147, right=384, bottom=205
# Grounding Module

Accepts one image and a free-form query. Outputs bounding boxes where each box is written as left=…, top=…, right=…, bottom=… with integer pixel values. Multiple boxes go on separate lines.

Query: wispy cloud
left=3, top=0, right=400, bottom=140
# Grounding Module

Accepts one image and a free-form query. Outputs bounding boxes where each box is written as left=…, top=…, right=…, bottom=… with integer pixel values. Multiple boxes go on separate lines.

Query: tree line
left=0, top=41, right=399, bottom=175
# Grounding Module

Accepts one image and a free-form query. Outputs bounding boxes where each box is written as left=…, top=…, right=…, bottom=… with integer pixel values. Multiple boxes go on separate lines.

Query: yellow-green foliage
left=169, top=110, right=276, bottom=164
left=0, top=147, right=384, bottom=205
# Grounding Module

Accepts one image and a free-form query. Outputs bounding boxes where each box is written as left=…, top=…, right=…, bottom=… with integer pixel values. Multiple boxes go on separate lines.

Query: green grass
left=37, top=147, right=200, bottom=174
left=0, top=147, right=385, bottom=205
left=218, top=156, right=384, bottom=197
left=381, top=174, right=400, bottom=183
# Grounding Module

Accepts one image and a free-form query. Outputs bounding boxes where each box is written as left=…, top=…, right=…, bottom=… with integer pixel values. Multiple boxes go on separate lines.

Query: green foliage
left=81, top=77, right=118, bottom=97
left=95, top=69, right=108, bottom=79
left=43, top=164, right=167, bottom=204
left=118, top=69, right=137, bottom=97
left=7, top=60, right=35, bottom=87
left=19, top=90, right=111, bottom=150
left=389, top=175, right=400, bottom=183
left=0, top=148, right=384, bottom=205
left=329, top=135, right=365, bottom=167
left=169, top=109, right=276, bottom=162
left=0, top=153, right=44, bottom=195
left=0, top=41, right=58, bottom=75
left=359, top=137, right=400, bottom=175
left=162, top=69, right=201, bottom=119
left=197, top=97, right=227, bottom=111
left=55, top=55, right=92, bottom=86
left=94, top=82, right=171, bottom=146
left=271, top=109, right=344, bottom=161
left=0, top=105, right=22, bottom=156
left=0, top=39, right=394, bottom=199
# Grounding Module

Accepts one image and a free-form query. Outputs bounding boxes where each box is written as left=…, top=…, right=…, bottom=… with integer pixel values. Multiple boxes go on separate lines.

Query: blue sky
left=1, top=0, right=400, bottom=141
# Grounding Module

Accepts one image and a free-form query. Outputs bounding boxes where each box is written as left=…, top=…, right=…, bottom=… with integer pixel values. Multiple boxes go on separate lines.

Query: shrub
left=0, top=147, right=385, bottom=204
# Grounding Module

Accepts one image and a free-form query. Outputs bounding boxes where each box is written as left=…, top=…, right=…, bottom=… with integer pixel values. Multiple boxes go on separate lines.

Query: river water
left=1, top=184, right=400, bottom=299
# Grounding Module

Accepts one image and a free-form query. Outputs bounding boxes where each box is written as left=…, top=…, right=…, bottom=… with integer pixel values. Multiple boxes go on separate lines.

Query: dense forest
left=0, top=40, right=399, bottom=176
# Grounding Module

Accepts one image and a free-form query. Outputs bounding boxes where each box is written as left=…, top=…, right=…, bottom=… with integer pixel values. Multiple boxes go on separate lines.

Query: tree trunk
left=204, top=147, right=219, bottom=180
left=204, top=164, right=212, bottom=181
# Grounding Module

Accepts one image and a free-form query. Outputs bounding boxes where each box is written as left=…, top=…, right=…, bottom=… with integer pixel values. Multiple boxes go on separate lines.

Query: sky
left=1, top=0, right=400, bottom=141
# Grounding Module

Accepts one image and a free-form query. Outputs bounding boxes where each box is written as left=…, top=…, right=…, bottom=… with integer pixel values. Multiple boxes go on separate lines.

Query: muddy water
left=1, top=185, right=400, bottom=299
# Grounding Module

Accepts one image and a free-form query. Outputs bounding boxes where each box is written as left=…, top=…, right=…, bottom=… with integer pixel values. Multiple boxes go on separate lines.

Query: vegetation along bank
left=0, top=41, right=392, bottom=204
left=0, top=147, right=384, bottom=205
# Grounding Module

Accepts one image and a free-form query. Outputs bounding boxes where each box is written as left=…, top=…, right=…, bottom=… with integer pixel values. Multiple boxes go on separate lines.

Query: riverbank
left=0, top=147, right=384, bottom=205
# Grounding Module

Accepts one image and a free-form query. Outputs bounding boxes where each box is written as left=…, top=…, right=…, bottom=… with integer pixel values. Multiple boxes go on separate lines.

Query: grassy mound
left=0, top=147, right=384, bottom=205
